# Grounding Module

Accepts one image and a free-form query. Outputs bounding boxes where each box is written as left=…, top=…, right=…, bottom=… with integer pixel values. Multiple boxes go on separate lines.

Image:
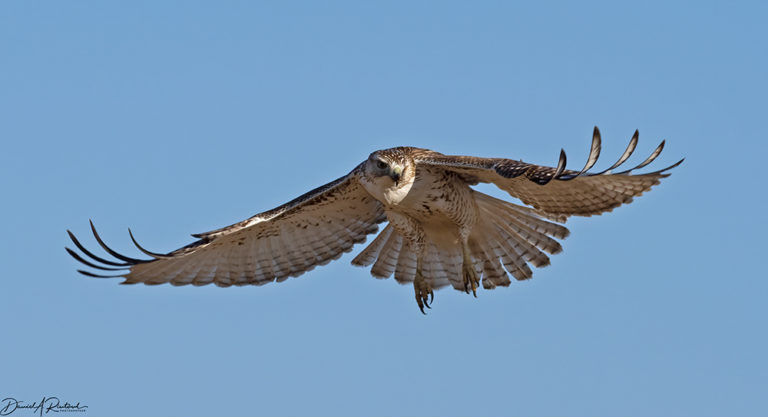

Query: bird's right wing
left=66, top=166, right=386, bottom=286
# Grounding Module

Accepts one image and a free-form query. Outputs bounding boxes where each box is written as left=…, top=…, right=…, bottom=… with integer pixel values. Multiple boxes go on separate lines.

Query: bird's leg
left=413, top=257, right=433, bottom=314
left=461, top=241, right=479, bottom=297
left=385, top=212, right=432, bottom=314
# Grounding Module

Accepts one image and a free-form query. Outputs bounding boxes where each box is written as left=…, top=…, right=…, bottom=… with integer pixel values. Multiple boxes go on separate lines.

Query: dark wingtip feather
left=646, top=157, right=685, bottom=175
left=77, top=269, right=126, bottom=279
left=555, top=149, right=567, bottom=174
left=586, top=127, right=602, bottom=171
left=616, top=140, right=666, bottom=174
left=67, top=229, right=130, bottom=267
left=545, top=149, right=567, bottom=184
left=128, top=228, right=172, bottom=259
left=530, top=149, right=566, bottom=185
left=89, top=220, right=149, bottom=264
left=592, top=129, right=640, bottom=175
left=65, top=247, right=129, bottom=271
left=561, top=127, right=602, bottom=180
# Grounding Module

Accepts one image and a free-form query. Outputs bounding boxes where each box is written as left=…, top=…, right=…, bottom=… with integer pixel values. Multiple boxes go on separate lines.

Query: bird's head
left=364, top=149, right=412, bottom=187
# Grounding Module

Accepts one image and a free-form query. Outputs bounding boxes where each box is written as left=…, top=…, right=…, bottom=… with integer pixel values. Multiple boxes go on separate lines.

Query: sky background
left=1, top=1, right=766, bottom=416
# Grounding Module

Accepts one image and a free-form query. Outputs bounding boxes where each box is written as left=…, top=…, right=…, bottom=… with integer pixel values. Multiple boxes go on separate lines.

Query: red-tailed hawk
left=67, top=127, right=682, bottom=313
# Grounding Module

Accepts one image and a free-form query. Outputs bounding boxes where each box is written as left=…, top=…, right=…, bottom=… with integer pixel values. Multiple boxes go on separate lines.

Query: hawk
left=67, top=127, right=682, bottom=313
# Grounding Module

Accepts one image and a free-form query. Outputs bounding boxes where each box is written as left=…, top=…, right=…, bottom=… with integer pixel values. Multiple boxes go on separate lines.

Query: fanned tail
left=470, top=191, right=569, bottom=288
left=351, top=225, right=462, bottom=290
left=352, top=191, right=569, bottom=292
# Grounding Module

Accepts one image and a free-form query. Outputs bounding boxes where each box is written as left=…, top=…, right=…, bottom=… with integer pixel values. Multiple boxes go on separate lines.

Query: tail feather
left=506, top=204, right=570, bottom=239
left=480, top=194, right=570, bottom=239
left=350, top=190, right=569, bottom=293
left=370, top=231, right=402, bottom=278
left=481, top=222, right=534, bottom=280
left=470, top=191, right=571, bottom=283
left=394, top=244, right=417, bottom=284
left=423, top=245, right=462, bottom=290
left=482, top=210, right=552, bottom=267
left=352, top=224, right=394, bottom=267
left=470, top=240, right=510, bottom=289
left=505, top=215, right=563, bottom=255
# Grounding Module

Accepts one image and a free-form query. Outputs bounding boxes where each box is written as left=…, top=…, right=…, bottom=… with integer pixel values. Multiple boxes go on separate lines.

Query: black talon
left=429, top=291, right=434, bottom=304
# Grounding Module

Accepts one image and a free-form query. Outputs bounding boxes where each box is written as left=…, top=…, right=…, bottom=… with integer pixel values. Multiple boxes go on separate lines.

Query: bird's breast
left=383, top=168, right=456, bottom=219
left=381, top=180, right=414, bottom=206
left=361, top=167, right=465, bottom=222
left=359, top=173, right=415, bottom=207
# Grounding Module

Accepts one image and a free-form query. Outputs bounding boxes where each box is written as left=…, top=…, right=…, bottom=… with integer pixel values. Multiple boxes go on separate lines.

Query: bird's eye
left=376, top=161, right=388, bottom=170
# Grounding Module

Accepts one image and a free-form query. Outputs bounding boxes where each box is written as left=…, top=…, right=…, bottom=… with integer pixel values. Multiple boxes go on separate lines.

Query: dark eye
left=376, top=161, right=388, bottom=170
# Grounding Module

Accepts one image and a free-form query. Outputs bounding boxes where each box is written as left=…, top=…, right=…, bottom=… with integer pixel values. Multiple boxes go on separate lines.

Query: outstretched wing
left=66, top=167, right=386, bottom=286
left=414, top=127, right=683, bottom=221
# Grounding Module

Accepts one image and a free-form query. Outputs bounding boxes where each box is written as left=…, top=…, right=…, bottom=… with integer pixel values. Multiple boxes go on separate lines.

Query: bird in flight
left=67, top=127, right=682, bottom=313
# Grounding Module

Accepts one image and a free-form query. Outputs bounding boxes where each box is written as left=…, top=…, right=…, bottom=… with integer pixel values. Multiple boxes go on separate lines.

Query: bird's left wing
left=67, top=166, right=386, bottom=286
left=413, top=128, right=683, bottom=221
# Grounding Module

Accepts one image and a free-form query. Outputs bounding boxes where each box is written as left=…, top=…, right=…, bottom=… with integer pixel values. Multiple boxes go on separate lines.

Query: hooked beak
left=389, top=166, right=402, bottom=185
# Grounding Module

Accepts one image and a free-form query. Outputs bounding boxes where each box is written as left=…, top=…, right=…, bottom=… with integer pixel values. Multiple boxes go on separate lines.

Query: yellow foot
left=413, top=271, right=434, bottom=314
left=462, top=257, right=480, bottom=297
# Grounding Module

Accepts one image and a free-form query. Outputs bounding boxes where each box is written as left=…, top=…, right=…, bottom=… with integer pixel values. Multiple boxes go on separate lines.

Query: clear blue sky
left=2, top=1, right=766, bottom=416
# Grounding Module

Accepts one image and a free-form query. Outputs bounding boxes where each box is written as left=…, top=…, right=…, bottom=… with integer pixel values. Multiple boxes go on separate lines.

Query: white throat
left=361, top=175, right=414, bottom=207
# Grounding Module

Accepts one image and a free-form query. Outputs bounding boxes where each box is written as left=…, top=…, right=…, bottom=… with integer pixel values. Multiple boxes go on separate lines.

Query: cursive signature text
left=0, top=397, right=87, bottom=416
